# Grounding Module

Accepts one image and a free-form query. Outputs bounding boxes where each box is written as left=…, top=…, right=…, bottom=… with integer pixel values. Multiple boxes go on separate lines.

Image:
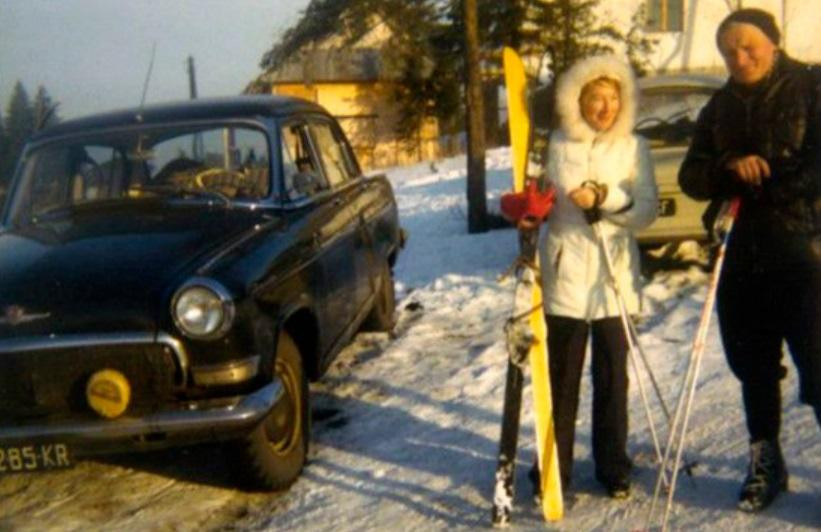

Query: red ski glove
left=500, top=179, right=556, bottom=229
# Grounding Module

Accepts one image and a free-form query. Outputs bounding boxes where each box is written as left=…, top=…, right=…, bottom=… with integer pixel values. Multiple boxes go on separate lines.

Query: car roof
left=638, top=73, right=726, bottom=91
left=30, top=95, right=327, bottom=142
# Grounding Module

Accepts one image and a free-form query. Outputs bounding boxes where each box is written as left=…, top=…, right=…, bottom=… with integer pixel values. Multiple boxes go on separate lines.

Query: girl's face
left=579, top=80, right=621, bottom=132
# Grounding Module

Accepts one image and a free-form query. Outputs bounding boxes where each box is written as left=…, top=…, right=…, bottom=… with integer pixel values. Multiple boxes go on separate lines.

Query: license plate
left=658, top=198, right=677, bottom=217
left=0, top=443, right=72, bottom=474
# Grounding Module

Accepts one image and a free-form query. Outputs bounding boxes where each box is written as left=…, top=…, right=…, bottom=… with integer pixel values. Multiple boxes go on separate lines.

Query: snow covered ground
left=0, top=148, right=817, bottom=531
left=242, top=148, right=819, bottom=531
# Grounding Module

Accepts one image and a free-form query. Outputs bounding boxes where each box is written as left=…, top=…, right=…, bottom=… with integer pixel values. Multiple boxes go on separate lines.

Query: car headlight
left=171, top=279, right=235, bottom=339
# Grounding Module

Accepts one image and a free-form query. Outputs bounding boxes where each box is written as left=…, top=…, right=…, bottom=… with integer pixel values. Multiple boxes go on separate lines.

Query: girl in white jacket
left=539, top=55, right=658, bottom=499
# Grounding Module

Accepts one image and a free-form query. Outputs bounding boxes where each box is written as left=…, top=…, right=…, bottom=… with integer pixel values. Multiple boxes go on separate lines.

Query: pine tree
left=32, top=85, right=60, bottom=131
left=0, top=109, right=6, bottom=163
left=521, top=0, right=655, bottom=78
left=2, top=81, right=35, bottom=183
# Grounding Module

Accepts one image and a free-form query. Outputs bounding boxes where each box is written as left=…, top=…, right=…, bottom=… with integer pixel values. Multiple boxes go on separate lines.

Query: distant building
left=607, top=0, right=820, bottom=73
left=249, top=23, right=439, bottom=170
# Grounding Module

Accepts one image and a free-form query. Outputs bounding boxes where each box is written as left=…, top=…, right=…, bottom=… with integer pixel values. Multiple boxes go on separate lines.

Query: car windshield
left=3, top=123, right=271, bottom=227
left=636, top=84, right=716, bottom=148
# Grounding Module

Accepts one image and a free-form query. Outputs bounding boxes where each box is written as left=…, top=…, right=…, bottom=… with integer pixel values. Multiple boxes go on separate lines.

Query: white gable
left=597, top=0, right=820, bottom=74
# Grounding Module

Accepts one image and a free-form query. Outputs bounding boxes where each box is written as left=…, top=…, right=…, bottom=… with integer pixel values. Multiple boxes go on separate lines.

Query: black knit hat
left=717, top=8, right=781, bottom=46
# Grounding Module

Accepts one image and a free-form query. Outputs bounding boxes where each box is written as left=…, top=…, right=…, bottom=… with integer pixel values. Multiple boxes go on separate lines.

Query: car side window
left=308, top=120, right=357, bottom=187
left=280, top=123, right=327, bottom=201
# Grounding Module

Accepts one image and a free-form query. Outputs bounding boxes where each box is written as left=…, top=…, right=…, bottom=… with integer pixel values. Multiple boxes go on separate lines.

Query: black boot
left=595, top=470, right=630, bottom=499
left=596, top=459, right=632, bottom=500
left=598, top=475, right=630, bottom=500
left=529, top=461, right=575, bottom=506
left=737, top=440, right=788, bottom=512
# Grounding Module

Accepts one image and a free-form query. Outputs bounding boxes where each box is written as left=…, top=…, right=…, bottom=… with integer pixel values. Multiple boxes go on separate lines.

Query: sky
left=0, top=0, right=311, bottom=120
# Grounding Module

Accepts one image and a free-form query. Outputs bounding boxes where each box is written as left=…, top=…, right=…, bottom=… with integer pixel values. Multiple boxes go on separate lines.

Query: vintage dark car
left=0, top=95, right=403, bottom=489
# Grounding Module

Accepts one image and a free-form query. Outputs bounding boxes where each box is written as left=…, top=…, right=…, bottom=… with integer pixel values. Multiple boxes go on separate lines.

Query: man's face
left=718, top=22, right=778, bottom=86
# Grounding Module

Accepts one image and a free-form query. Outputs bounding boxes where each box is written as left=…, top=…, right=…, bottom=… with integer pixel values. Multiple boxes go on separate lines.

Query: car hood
left=0, top=200, right=277, bottom=339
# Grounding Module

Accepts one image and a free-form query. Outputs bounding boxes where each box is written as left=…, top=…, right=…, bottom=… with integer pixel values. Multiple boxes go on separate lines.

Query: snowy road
left=1, top=149, right=818, bottom=531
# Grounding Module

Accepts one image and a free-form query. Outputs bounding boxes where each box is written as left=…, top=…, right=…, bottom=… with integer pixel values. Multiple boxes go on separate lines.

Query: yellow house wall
left=271, top=82, right=439, bottom=169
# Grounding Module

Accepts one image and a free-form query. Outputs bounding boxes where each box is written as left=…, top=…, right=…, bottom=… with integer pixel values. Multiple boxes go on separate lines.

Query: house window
left=647, top=0, right=683, bottom=32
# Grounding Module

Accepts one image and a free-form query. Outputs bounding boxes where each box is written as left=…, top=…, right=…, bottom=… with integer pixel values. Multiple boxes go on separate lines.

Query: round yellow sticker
left=86, top=369, right=131, bottom=418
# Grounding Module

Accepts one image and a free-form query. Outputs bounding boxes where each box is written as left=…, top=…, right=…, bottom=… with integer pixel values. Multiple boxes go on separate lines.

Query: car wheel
left=362, top=260, right=396, bottom=332
left=234, top=330, right=309, bottom=490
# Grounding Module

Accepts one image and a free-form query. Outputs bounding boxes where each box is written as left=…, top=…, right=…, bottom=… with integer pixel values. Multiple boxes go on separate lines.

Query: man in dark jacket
left=679, top=8, right=820, bottom=513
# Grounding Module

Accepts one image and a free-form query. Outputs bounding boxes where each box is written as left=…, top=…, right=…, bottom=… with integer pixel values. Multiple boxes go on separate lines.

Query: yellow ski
left=504, top=46, right=563, bottom=522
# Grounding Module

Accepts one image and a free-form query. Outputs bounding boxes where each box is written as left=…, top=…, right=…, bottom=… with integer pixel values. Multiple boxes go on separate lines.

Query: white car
left=634, top=74, right=724, bottom=244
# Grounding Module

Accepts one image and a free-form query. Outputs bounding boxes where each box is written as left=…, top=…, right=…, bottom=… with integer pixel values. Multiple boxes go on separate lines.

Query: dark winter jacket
left=678, top=54, right=821, bottom=273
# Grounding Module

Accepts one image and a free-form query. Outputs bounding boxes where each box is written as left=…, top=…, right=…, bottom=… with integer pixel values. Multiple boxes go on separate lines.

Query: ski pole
left=618, top=281, right=699, bottom=478
left=646, top=198, right=741, bottom=531
left=589, top=211, right=698, bottom=477
left=590, top=220, right=667, bottom=488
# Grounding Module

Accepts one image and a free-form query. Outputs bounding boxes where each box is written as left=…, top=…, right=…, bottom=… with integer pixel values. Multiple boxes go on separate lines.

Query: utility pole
left=187, top=56, right=204, bottom=159
left=463, top=0, right=488, bottom=233
left=187, top=56, right=198, bottom=99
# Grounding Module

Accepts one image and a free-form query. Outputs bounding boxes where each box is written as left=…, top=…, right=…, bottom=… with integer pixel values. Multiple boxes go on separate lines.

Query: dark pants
left=717, top=266, right=821, bottom=442
left=547, top=314, right=632, bottom=487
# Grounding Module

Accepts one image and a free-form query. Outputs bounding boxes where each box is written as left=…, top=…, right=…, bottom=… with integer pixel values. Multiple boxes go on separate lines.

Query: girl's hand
left=568, top=186, right=598, bottom=210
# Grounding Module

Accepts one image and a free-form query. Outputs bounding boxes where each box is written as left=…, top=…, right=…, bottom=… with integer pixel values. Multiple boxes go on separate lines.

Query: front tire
left=234, top=330, right=309, bottom=490
left=362, top=260, right=396, bottom=332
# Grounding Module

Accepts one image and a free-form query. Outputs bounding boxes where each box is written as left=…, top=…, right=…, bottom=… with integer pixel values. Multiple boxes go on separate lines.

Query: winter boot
left=596, top=459, right=632, bottom=500
left=608, top=478, right=631, bottom=500
left=737, top=439, right=788, bottom=512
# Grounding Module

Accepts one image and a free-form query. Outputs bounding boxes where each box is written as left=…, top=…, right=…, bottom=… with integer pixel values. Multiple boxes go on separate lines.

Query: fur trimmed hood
left=554, top=55, right=638, bottom=142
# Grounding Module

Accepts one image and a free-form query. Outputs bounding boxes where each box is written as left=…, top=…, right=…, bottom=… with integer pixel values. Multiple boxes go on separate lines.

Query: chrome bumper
left=0, top=380, right=283, bottom=450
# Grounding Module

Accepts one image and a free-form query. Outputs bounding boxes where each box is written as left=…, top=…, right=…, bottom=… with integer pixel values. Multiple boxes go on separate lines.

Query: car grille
left=0, top=344, right=181, bottom=422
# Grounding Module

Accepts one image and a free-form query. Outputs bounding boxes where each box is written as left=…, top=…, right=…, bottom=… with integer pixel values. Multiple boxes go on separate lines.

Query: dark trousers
left=717, top=266, right=821, bottom=442
left=546, top=314, right=632, bottom=487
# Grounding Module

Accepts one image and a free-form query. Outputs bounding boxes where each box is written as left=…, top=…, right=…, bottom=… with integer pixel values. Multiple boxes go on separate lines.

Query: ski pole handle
left=727, top=197, right=741, bottom=217
left=713, top=197, right=742, bottom=239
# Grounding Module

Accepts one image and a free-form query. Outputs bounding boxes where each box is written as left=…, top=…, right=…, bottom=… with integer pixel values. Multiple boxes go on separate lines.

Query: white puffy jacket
left=540, top=55, right=658, bottom=320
